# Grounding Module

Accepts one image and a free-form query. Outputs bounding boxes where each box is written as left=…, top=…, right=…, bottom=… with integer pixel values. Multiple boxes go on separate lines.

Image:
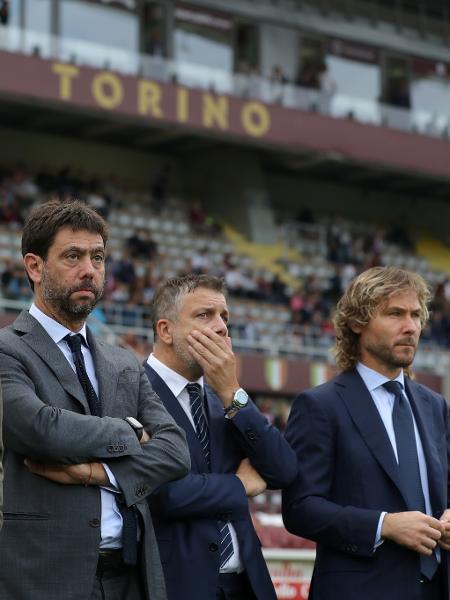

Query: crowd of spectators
left=2, top=163, right=450, bottom=355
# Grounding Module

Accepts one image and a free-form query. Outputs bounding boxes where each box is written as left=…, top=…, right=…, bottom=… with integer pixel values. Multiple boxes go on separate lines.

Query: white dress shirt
left=147, top=353, right=243, bottom=573
left=356, top=362, right=435, bottom=551
left=29, top=303, right=123, bottom=549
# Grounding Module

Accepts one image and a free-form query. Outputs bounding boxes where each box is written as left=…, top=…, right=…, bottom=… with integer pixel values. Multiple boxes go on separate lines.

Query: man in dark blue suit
left=145, top=274, right=297, bottom=600
left=283, top=266, right=450, bottom=600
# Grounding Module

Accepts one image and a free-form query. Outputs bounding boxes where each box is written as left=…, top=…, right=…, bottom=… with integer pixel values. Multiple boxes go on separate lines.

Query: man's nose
left=79, top=256, right=95, bottom=277
left=403, top=314, right=419, bottom=333
left=213, top=315, right=228, bottom=336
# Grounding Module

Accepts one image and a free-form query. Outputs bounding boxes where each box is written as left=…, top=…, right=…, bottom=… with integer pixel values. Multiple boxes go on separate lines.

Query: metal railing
left=2, top=297, right=450, bottom=372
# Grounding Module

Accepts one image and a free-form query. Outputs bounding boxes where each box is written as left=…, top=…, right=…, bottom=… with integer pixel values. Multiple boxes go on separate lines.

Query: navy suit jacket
left=145, top=364, right=297, bottom=600
left=282, top=369, right=450, bottom=600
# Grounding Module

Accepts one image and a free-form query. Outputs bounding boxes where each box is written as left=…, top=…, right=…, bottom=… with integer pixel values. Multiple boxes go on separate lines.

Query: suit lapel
left=204, top=384, right=226, bottom=472
left=87, top=328, right=118, bottom=417
left=337, top=370, right=405, bottom=499
left=145, top=364, right=209, bottom=472
left=15, top=310, right=90, bottom=414
left=405, top=378, right=445, bottom=515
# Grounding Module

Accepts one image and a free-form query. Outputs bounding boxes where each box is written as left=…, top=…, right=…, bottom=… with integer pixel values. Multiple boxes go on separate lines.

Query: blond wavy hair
left=333, top=266, right=431, bottom=375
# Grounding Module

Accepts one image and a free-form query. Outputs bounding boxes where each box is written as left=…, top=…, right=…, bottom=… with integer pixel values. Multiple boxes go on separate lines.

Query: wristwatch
left=224, top=388, right=249, bottom=416
left=125, top=416, right=144, bottom=441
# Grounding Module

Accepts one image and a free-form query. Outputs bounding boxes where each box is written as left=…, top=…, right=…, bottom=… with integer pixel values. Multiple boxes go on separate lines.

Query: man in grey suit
left=0, top=200, right=190, bottom=600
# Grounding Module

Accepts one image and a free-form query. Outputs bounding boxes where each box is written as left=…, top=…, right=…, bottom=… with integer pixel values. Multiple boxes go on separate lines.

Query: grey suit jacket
left=0, top=310, right=190, bottom=600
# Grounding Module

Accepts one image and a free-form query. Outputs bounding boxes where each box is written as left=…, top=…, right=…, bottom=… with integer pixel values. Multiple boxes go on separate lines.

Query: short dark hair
left=151, top=274, right=226, bottom=339
left=22, top=199, right=108, bottom=259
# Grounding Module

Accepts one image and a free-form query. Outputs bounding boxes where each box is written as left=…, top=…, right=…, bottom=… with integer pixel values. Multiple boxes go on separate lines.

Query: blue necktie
left=65, top=334, right=138, bottom=566
left=383, top=380, right=437, bottom=580
left=64, top=334, right=101, bottom=417
left=186, top=384, right=234, bottom=569
left=187, top=383, right=210, bottom=469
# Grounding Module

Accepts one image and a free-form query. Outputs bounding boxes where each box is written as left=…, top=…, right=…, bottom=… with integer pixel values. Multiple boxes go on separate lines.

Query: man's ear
left=23, top=253, right=43, bottom=286
left=349, top=321, right=362, bottom=334
left=156, top=319, right=173, bottom=345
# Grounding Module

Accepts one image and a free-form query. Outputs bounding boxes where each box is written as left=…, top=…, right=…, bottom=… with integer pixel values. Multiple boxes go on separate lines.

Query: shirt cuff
left=374, top=511, right=387, bottom=550
left=101, top=463, right=121, bottom=493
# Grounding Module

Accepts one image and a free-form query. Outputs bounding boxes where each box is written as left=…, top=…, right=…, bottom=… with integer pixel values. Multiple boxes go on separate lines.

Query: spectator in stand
left=385, top=223, right=415, bottom=253
left=270, top=274, right=289, bottom=304
left=269, top=65, right=288, bottom=103
left=1, top=259, right=32, bottom=301
left=127, top=229, right=158, bottom=261
left=191, top=246, right=211, bottom=275
left=150, top=164, right=171, bottom=213
left=189, top=199, right=207, bottom=230
left=0, top=0, right=8, bottom=25
left=86, top=179, right=110, bottom=219
left=224, top=262, right=246, bottom=297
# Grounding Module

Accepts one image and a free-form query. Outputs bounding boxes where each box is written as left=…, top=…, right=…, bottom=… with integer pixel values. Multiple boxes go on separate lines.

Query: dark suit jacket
left=145, top=364, right=297, bottom=600
left=0, top=311, right=190, bottom=600
left=282, top=368, right=450, bottom=600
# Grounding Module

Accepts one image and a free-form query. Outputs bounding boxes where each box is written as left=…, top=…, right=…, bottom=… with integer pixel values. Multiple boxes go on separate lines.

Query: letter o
left=92, top=72, right=124, bottom=109
left=241, top=102, right=270, bottom=137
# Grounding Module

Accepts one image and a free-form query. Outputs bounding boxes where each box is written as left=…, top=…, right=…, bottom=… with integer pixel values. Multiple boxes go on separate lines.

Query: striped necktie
left=186, top=383, right=211, bottom=469
left=186, top=384, right=234, bottom=568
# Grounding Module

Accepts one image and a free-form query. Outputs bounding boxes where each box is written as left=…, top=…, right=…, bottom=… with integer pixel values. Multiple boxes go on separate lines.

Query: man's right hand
left=235, top=458, right=267, bottom=497
left=381, top=511, right=444, bottom=555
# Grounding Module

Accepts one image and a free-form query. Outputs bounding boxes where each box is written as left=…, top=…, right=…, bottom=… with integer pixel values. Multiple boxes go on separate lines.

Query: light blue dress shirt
left=29, top=303, right=123, bottom=549
left=356, top=362, right=434, bottom=551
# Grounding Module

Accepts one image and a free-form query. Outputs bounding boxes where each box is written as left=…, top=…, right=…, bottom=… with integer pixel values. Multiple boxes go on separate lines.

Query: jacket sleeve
left=0, top=350, right=144, bottom=462
left=105, top=368, right=191, bottom=507
left=226, top=400, right=297, bottom=489
left=149, top=471, right=249, bottom=522
left=282, top=391, right=381, bottom=557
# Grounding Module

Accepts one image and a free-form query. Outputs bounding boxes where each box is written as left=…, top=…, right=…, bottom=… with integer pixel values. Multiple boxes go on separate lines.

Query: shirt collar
left=29, top=303, right=88, bottom=346
left=356, top=361, right=404, bottom=392
left=147, top=353, right=203, bottom=399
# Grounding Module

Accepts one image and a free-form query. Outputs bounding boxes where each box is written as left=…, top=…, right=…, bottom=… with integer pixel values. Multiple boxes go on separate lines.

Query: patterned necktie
left=186, top=383, right=211, bottom=469
left=64, top=333, right=138, bottom=565
left=64, top=334, right=101, bottom=417
left=186, top=383, right=234, bottom=569
left=383, top=380, right=437, bottom=580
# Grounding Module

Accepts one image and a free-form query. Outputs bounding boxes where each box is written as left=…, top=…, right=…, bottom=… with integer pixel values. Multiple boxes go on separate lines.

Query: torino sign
left=51, top=62, right=271, bottom=139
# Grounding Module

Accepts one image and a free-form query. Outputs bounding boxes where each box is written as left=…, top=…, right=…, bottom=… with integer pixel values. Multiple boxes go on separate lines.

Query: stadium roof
left=2, top=95, right=450, bottom=203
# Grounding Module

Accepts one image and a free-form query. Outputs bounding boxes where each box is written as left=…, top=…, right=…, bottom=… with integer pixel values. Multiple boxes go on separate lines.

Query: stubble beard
left=41, top=268, right=104, bottom=319
left=172, top=330, right=203, bottom=380
left=365, top=338, right=417, bottom=370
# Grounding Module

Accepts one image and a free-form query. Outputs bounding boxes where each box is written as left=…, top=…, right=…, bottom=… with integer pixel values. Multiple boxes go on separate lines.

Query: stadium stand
left=3, top=1, right=450, bottom=597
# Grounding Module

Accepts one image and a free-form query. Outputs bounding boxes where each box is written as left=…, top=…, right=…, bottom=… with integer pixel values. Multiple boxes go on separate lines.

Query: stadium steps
left=417, top=237, right=450, bottom=277
left=222, top=224, right=303, bottom=288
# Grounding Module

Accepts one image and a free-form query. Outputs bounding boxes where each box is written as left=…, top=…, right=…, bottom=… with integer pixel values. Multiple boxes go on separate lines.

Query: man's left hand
left=187, top=328, right=239, bottom=406
left=24, top=459, right=108, bottom=486
left=439, top=509, right=450, bottom=550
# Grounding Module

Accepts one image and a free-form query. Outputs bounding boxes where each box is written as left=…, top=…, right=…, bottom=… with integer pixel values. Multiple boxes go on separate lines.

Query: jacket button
left=245, top=428, right=257, bottom=441
left=209, top=543, right=218, bottom=552
left=89, top=518, right=100, bottom=528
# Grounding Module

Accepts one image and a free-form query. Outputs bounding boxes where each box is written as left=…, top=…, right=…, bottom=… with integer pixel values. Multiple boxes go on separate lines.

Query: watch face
left=127, top=416, right=143, bottom=429
left=233, top=388, right=248, bottom=408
